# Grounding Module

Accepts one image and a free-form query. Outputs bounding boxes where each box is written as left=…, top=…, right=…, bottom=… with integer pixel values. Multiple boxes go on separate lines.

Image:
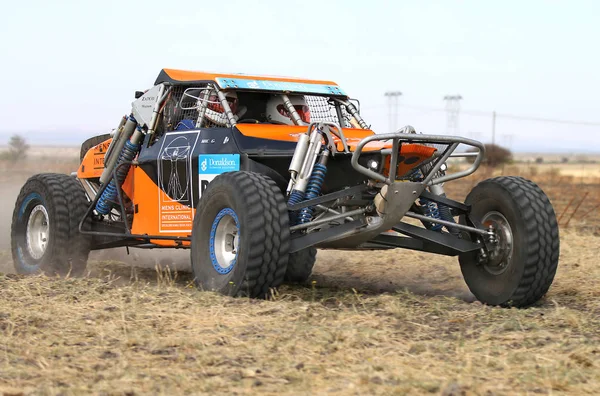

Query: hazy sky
left=1, top=0, right=598, bottom=152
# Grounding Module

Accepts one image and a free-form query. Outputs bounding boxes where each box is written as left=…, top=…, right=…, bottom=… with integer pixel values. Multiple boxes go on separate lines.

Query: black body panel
left=136, top=126, right=380, bottom=208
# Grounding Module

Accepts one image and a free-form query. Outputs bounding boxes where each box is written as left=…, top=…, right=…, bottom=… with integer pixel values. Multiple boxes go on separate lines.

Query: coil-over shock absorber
left=411, top=168, right=456, bottom=233
left=429, top=182, right=459, bottom=235
left=286, top=128, right=330, bottom=226
left=297, top=151, right=329, bottom=224
left=418, top=197, right=443, bottom=231
left=287, top=190, right=305, bottom=226
left=96, top=116, right=143, bottom=215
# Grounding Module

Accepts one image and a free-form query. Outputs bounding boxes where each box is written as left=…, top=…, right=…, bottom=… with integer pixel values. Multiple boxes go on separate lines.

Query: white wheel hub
left=26, top=204, right=49, bottom=260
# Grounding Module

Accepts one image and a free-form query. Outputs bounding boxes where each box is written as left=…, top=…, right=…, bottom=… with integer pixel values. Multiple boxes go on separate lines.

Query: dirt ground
left=1, top=152, right=599, bottom=394
left=0, top=231, right=598, bottom=395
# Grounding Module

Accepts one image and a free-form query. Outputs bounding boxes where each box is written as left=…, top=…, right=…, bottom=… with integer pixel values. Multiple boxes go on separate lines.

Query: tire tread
left=466, top=176, right=559, bottom=307
left=11, top=173, right=91, bottom=275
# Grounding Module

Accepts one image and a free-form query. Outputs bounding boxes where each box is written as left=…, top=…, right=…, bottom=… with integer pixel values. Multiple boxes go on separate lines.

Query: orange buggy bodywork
left=77, top=68, right=439, bottom=248
left=79, top=131, right=435, bottom=248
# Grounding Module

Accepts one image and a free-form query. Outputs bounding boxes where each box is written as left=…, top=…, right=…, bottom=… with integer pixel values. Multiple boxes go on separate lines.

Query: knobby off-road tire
left=459, top=176, right=559, bottom=307
left=284, top=247, right=317, bottom=283
left=11, top=173, right=91, bottom=276
left=191, top=171, right=290, bottom=298
left=80, top=134, right=111, bottom=162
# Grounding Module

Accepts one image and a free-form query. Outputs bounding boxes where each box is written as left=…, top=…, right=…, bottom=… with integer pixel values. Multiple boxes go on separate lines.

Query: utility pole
left=492, top=111, right=496, bottom=146
left=385, top=91, right=402, bottom=131
left=443, top=95, right=462, bottom=135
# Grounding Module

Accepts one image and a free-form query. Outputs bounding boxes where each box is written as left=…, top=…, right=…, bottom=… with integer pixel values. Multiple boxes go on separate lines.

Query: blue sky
left=1, top=0, right=598, bottom=152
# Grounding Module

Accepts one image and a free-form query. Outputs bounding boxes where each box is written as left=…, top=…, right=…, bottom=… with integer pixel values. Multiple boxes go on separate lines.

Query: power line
left=384, top=91, right=402, bottom=131
left=362, top=103, right=600, bottom=127
left=443, top=95, right=462, bottom=135
left=487, top=112, right=600, bottom=127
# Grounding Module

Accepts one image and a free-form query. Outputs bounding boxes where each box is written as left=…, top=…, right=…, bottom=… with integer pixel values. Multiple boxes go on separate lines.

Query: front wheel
left=191, top=171, right=290, bottom=298
left=459, top=176, right=559, bottom=307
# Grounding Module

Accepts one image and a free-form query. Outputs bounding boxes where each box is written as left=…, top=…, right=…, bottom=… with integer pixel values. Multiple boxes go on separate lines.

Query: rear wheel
left=11, top=174, right=91, bottom=276
left=191, top=171, right=290, bottom=298
left=459, top=176, right=559, bottom=307
left=285, top=248, right=317, bottom=283
left=80, top=134, right=111, bottom=162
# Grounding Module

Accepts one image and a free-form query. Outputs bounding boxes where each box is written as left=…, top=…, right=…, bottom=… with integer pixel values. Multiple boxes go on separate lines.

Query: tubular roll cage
left=179, top=83, right=367, bottom=129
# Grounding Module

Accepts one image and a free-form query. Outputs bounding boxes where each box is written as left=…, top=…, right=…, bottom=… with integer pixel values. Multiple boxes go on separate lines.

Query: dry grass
left=0, top=231, right=599, bottom=395
left=1, top=151, right=600, bottom=394
left=445, top=163, right=600, bottom=234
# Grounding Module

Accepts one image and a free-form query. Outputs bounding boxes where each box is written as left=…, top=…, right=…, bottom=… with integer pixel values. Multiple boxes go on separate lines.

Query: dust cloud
left=0, top=175, right=191, bottom=275
left=0, top=181, right=22, bottom=273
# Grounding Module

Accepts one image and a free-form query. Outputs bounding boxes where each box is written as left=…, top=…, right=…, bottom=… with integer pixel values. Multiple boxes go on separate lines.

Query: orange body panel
left=78, top=137, right=134, bottom=198
left=162, top=68, right=339, bottom=86
left=77, top=138, right=112, bottom=179
left=130, top=167, right=192, bottom=247
left=382, top=144, right=437, bottom=178
left=235, top=124, right=390, bottom=152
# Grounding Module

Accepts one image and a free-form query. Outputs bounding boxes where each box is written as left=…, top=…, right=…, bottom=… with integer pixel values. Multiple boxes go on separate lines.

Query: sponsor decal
left=157, top=131, right=200, bottom=233
left=215, top=77, right=346, bottom=96
left=247, top=81, right=260, bottom=89
left=199, top=154, right=240, bottom=196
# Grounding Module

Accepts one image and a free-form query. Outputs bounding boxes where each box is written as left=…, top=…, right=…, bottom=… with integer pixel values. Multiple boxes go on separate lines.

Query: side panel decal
left=199, top=154, right=240, bottom=197
left=156, top=131, right=200, bottom=233
left=77, top=138, right=112, bottom=179
left=215, top=77, right=346, bottom=96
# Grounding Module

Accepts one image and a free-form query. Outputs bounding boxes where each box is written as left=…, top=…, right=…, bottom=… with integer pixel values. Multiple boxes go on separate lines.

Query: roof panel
left=155, top=68, right=340, bottom=87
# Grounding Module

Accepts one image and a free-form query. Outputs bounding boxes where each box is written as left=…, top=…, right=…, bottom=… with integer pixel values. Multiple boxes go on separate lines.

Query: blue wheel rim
left=209, top=208, right=240, bottom=274
left=16, top=192, right=45, bottom=273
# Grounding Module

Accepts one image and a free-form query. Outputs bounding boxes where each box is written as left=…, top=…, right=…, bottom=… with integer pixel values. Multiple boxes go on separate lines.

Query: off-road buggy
left=11, top=69, right=559, bottom=307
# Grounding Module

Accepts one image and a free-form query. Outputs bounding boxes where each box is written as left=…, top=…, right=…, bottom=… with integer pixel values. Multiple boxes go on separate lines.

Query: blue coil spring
left=436, top=197, right=458, bottom=235
left=287, top=189, right=306, bottom=226
left=419, top=198, right=443, bottom=231
left=298, top=163, right=327, bottom=224
left=410, top=167, right=457, bottom=232
left=96, top=139, right=140, bottom=215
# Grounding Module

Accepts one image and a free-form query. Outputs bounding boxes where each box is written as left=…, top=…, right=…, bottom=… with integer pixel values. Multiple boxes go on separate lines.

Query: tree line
left=0, top=134, right=30, bottom=161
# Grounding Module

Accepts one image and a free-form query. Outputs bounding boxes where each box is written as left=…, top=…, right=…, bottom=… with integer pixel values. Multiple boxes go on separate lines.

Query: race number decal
left=199, top=154, right=240, bottom=196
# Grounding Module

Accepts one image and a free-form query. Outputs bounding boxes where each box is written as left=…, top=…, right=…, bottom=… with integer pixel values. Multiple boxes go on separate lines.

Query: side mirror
left=134, top=91, right=144, bottom=99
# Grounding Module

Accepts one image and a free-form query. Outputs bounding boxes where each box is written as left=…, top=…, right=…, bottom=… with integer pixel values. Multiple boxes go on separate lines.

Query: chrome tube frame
left=404, top=211, right=489, bottom=236
left=146, top=85, right=169, bottom=136
left=195, top=88, right=212, bottom=128
left=306, top=121, right=350, bottom=153
left=350, top=131, right=485, bottom=186
left=281, top=94, right=305, bottom=126
left=332, top=98, right=369, bottom=130
left=289, top=208, right=367, bottom=232
left=179, top=84, right=237, bottom=127
left=214, top=86, right=237, bottom=127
